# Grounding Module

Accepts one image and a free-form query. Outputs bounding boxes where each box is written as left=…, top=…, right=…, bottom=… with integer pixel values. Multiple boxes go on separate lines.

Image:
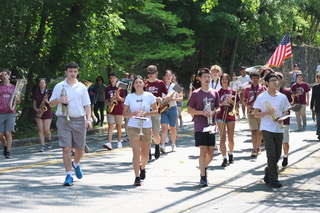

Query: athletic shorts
left=57, top=116, right=86, bottom=150
left=161, top=106, right=178, bottom=127
left=151, top=114, right=161, bottom=132
left=127, top=127, right=152, bottom=143
left=217, top=119, right=235, bottom=124
left=248, top=112, right=261, bottom=130
left=283, top=125, right=289, bottom=143
left=107, top=114, right=123, bottom=125
left=195, top=132, right=216, bottom=147
left=0, top=113, right=16, bottom=133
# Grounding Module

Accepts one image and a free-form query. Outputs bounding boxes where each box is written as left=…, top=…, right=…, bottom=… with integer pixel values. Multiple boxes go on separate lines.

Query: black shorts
left=195, top=132, right=216, bottom=147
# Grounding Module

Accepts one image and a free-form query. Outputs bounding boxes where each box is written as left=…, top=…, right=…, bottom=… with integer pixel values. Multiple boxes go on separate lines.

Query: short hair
left=249, top=70, right=260, bottom=78
left=96, top=75, right=104, bottom=83
left=264, top=73, right=278, bottom=83
left=210, top=65, right=222, bottom=74
left=297, top=73, right=304, bottom=78
left=147, top=65, right=157, bottom=73
left=275, top=72, right=283, bottom=79
left=197, top=67, right=210, bottom=77
left=259, top=66, right=275, bottom=78
left=65, top=62, right=79, bottom=70
left=220, top=73, right=231, bottom=85
left=109, top=72, right=118, bottom=78
left=1, top=69, right=11, bottom=76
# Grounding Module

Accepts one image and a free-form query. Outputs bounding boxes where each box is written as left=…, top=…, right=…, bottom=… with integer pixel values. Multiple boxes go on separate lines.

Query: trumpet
left=138, top=102, right=145, bottom=136
left=9, top=79, right=27, bottom=110
left=264, top=101, right=284, bottom=128
left=61, top=86, right=70, bottom=121
left=228, top=87, right=238, bottom=117
left=203, top=97, right=213, bottom=126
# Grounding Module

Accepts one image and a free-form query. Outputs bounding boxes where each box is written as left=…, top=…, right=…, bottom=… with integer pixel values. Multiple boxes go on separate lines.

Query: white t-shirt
left=124, top=92, right=156, bottom=128
left=238, top=75, right=251, bottom=87
left=50, top=79, right=91, bottom=117
left=253, top=90, right=291, bottom=133
left=209, top=78, right=222, bottom=91
left=162, top=83, right=177, bottom=106
left=316, top=65, right=320, bottom=73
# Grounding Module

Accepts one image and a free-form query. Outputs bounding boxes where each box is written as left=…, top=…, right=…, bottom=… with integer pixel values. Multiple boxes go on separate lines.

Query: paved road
left=0, top=111, right=319, bottom=213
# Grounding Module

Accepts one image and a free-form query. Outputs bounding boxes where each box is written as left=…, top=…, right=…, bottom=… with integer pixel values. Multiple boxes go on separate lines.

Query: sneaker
left=199, top=176, right=208, bottom=187
left=5, top=151, right=11, bottom=159
left=123, top=136, right=129, bottom=142
left=302, top=125, right=306, bottom=131
left=72, top=161, right=83, bottom=179
left=117, top=142, right=123, bottom=148
left=39, top=145, right=45, bottom=152
left=94, top=120, right=100, bottom=126
left=269, top=180, right=283, bottom=187
left=134, top=177, right=141, bottom=186
left=47, top=140, right=53, bottom=149
left=214, top=148, right=219, bottom=155
left=172, top=144, right=177, bottom=152
left=165, top=137, right=169, bottom=144
left=296, top=127, right=302, bottom=131
left=228, top=154, right=234, bottom=164
left=242, top=115, right=246, bottom=119
left=257, top=147, right=262, bottom=154
left=84, top=144, right=90, bottom=153
left=263, top=167, right=270, bottom=184
left=160, top=144, right=166, bottom=153
left=154, top=144, right=160, bottom=159
left=282, top=157, right=288, bottom=167
left=251, top=149, right=258, bottom=157
left=63, top=175, right=73, bottom=186
left=221, top=158, right=229, bottom=167
left=140, top=167, right=146, bottom=180
left=103, top=142, right=113, bottom=150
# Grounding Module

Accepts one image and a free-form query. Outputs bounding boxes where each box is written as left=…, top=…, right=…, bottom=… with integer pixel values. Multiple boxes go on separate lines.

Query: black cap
left=294, top=64, right=298, bottom=67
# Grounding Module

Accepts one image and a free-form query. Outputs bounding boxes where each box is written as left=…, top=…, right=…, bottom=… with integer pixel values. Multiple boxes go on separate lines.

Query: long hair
left=131, top=75, right=146, bottom=93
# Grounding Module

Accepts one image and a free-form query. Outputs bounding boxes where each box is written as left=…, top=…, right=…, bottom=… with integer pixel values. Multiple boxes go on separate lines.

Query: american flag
left=266, top=33, right=292, bottom=67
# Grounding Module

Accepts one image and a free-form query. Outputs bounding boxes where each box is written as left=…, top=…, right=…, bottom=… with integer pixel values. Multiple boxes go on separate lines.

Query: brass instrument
left=264, top=100, right=284, bottom=128
left=219, top=105, right=229, bottom=137
left=290, top=89, right=303, bottom=112
left=159, top=84, right=183, bottom=113
left=61, top=86, right=70, bottom=121
left=37, top=89, right=52, bottom=118
left=9, top=79, right=27, bottom=110
left=229, top=82, right=239, bottom=116
left=203, top=97, right=213, bottom=126
left=138, top=103, right=145, bottom=136
left=81, top=80, right=93, bottom=89
left=107, top=81, right=127, bottom=113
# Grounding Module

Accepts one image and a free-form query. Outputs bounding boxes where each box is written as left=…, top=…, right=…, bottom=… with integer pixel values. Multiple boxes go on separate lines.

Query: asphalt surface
left=0, top=111, right=319, bottom=213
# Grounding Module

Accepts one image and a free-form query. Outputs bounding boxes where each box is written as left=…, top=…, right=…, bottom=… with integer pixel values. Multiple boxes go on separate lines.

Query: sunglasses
left=147, top=72, right=155, bottom=75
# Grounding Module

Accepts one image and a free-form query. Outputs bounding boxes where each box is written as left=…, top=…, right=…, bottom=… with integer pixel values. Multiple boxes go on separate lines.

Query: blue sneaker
left=63, top=175, right=73, bottom=186
left=72, top=161, right=83, bottom=179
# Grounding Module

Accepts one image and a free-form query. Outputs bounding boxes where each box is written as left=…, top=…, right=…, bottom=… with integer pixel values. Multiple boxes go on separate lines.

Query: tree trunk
left=228, top=37, right=239, bottom=75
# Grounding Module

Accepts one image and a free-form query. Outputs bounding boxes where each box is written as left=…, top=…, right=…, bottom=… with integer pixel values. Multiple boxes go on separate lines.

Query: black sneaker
left=269, top=180, right=283, bottom=187
left=221, top=158, right=229, bottom=167
left=5, top=151, right=11, bottom=159
left=282, top=157, right=288, bottom=167
left=199, top=176, right=208, bottom=187
left=228, top=154, right=234, bottom=164
left=134, top=177, right=141, bottom=186
left=263, top=167, right=270, bottom=184
left=154, top=144, right=160, bottom=159
left=140, top=168, right=146, bottom=180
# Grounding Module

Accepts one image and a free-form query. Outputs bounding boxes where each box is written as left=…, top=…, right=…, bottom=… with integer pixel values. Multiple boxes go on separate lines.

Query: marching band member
left=237, top=67, right=251, bottom=119
left=123, top=75, right=158, bottom=186
left=33, top=78, right=53, bottom=152
left=253, top=72, right=291, bottom=187
left=216, top=73, right=239, bottom=167
left=187, top=68, right=220, bottom=187
left=209, top=65, right=222, bottom=91
left=242, top=70, right=265, bottom=157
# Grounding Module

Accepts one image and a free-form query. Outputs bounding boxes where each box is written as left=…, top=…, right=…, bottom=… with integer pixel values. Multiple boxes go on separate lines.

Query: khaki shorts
left=127, top=127, right=152, bottom=142
left=151, top=114, right=161, bottom=132
left=107, top=114, right=123, bottom=125
left=283, top=125, right=289, bottom=143
left=57, top=116, right=86, bottom=150
left=247, top=112, right=261, bottom=130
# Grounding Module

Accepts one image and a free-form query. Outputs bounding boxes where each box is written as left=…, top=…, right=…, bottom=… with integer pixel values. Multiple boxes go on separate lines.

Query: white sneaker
left=172, top=144, right=177, bottom=152
left=165, top=137, right=169, bottom=144
left=103, top=142, right=113, bottom=150
left=117, top=142, right=123, bottom=148
left=214, top=148, right=219, bottom=155
left=160, top=144, right=166, bottom=153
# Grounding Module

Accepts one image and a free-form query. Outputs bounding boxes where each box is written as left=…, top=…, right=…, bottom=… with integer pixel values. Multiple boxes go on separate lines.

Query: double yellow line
left=0, top=131, right=194, bottom=174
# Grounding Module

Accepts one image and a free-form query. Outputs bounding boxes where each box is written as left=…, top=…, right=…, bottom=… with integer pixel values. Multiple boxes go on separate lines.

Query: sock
left=283, top=155, right=288, bottom=158
left=117, top=141, right=122, bottom=143
left=223, top=156, right=227, bottom=159
left=228, top=152, right=233, bottom=155
left=73, top=161, right=80, bottom=168
left=66, top=171, right=73, bottom=177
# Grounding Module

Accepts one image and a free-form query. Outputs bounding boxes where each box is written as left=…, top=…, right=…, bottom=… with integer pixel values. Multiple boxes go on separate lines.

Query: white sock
left=73, top=161, right=80, bottom=168
left=228, top=152, right=233, bottom=155
left=117, top=141, right=122, bottom=143
left=66, top=171, right=73, bottom=177
left=283, top=155, right=288, bottom=158
left=223, top=156, right=227, bottom=159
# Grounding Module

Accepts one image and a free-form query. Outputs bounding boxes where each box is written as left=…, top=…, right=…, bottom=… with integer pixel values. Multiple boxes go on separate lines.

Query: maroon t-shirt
left=105, top=85, right=125, bottom=115
left=216, top=88, right=239, bottom=121
left=291, top=82, right=310, bottom=105
left=33, top=90, right=53, bottom=119
left=243, top=84, right=265, bottom=105
left=280, top=87, right=292, bottom=125
left=145, top=79, right=168, bottom=97
left=187, top=88, right=220, bottom=132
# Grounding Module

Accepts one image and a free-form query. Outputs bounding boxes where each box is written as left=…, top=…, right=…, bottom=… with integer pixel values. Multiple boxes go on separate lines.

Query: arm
left=33, top=100, right=40, bottom=113
left=306, top=92, right=310, bottom=106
